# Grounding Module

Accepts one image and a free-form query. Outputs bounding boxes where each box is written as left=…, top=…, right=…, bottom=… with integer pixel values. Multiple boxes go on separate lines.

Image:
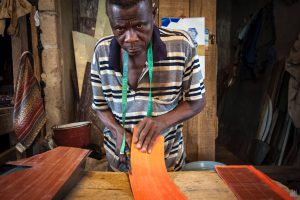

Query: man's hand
left=115, top=128, right=132, bottom=163
left=133, top=117, right=167, bottom=154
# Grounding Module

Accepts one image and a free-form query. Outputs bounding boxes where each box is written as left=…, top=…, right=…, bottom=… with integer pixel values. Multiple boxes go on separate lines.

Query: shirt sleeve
left=182, top=40, right=205, bottom=101
left=91, top=47, right=109, bottom=111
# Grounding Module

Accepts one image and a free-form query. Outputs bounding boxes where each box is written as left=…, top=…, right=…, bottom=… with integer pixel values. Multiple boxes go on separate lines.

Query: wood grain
left=0, top=147, right=90, bottom=200
left=66, top=171, right=236, bottom=200
left=129, top=128, right=186, bottom=200
left=158, top=0, right=217, bottom=161
left=185, top=0, right=218, bottom=161
left=158, top=0, right=189, bottom=26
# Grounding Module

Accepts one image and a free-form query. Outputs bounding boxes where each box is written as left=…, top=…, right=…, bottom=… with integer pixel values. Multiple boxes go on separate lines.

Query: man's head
left=106, top=0, right=156, bottom=56
left=106, top=0, right=153, bottom=11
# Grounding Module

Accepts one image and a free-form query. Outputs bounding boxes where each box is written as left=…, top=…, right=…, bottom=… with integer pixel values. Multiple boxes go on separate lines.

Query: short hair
left=106, top=0, right=152, bottom=13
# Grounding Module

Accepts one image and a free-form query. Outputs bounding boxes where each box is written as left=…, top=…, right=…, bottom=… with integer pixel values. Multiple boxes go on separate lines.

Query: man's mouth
left=127, top=47, right=140, bottom=54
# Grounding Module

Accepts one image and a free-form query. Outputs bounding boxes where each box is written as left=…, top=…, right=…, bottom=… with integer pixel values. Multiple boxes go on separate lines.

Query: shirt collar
left=108, top=25, right=167, bottom=72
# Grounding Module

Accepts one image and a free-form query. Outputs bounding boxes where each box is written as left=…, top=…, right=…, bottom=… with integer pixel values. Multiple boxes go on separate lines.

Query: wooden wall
left=156, top=0, right=217, bottom=161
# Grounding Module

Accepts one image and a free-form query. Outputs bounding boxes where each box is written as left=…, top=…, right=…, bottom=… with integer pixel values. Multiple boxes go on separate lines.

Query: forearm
left=96, top=109, right=123, bottom=137
left=156, top=95, right=206, bottom=132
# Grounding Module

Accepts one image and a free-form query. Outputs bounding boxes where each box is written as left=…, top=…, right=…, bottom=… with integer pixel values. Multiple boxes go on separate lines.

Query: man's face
left=107, top=1, right=155, bottom=56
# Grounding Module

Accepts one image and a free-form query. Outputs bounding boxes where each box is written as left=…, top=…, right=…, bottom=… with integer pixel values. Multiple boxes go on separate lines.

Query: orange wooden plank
left=129, top=128, right=187, bottom=200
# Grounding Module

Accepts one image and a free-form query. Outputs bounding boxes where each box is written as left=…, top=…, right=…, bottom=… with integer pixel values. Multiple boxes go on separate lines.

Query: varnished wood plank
left=129, top=128, right=186, bottom=200
left=0, top=147, right=90, bottom=200
left=66, top=171, right=236, bottom=200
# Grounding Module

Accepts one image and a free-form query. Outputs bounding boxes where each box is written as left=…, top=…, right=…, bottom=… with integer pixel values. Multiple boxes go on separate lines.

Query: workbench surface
left=66, top=171, right=237, bottom=200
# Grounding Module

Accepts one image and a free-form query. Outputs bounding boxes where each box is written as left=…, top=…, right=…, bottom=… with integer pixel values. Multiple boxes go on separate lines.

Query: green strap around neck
left=120, top=41, right=153, bottom=154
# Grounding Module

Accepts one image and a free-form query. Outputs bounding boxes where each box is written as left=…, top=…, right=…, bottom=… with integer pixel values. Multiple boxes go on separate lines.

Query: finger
left=141, top=125, right=156, bottom=153
left=134, top=118, right=147, bottom=144
left=137, top=119, right=152, bottom=149
left=147, top=133, right=159, bottom=154
left=125, top=131, right=132, bottom=148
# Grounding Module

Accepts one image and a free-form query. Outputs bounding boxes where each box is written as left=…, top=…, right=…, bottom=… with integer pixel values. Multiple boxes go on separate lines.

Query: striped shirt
left=91, top=26, right=205, bottom=171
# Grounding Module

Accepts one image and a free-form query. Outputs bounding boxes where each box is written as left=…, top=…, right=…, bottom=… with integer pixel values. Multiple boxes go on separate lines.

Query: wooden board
left=129, top=128, right=186, bottom=200
left=72, top=31, right=98, bottom=96
left=0, top=147, right=90, bottom=200
left=94, top=0, right=112, bottom=39
left=66, top=171, right=236, bottom=200
left=215, top=166, right=293, bottom=200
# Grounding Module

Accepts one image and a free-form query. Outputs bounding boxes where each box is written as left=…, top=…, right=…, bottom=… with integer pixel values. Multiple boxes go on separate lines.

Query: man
left=91, top=0, right=205, bottom=172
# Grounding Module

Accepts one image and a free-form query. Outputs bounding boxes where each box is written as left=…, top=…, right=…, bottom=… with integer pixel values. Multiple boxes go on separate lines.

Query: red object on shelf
left=215, top=165, right=293, bottom=200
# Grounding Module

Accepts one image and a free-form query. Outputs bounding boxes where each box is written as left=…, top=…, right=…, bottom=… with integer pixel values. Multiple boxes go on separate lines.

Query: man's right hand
left=95, top=110, right=132, bottom=164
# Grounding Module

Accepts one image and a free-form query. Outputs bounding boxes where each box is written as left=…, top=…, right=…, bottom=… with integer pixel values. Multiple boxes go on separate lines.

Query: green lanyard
left=120, top=41, right=153, bottom=154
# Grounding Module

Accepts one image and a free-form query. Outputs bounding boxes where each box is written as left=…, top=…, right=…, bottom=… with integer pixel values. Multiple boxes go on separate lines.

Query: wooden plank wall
left=157, top=0, right=217, bottom=161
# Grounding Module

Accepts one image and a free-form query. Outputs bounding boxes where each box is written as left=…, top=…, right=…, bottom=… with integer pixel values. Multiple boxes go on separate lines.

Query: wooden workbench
left=66, top=171, right=237, bottom=200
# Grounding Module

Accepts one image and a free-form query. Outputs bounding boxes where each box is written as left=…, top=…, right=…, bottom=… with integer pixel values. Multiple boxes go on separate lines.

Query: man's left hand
left=133, top=117, right=166, bottom=154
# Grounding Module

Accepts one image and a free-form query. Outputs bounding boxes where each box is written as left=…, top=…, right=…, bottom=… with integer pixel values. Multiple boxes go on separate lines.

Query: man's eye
left=136, top=24, right=143, bottom=29
left=116, top=27, right=124, bottom=32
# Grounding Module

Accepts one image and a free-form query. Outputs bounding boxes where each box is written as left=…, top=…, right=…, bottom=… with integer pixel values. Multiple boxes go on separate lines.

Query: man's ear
left=152, top=2, right=158, bottom=24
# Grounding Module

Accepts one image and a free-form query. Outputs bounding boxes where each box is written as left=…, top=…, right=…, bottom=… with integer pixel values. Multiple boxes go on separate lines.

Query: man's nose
left=124, top=28, right=138, bottom=43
